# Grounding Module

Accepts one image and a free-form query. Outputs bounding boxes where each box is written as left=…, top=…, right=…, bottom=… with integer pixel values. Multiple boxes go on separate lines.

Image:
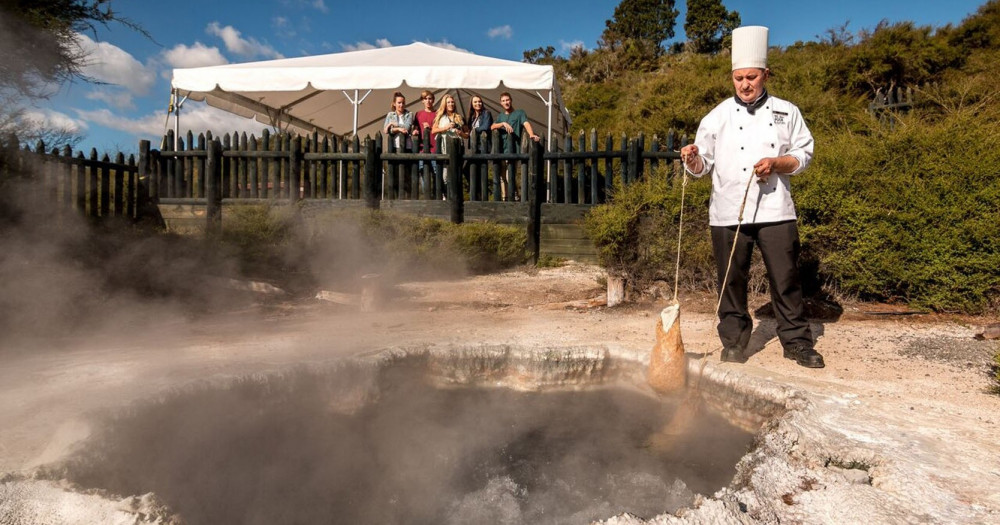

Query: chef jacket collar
left=734, top=89, right=769, bottom=115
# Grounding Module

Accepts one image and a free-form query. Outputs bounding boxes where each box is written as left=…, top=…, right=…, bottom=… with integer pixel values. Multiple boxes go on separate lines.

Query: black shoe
left=720, top=346, right=747, bottom=363
left=783, top=345, right=825, bottom=368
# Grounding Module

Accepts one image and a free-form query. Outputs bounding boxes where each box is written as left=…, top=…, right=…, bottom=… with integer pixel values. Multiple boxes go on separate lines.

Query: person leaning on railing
left=466, top=94, right=493, bottom=152
left=431, top=94, right=468, bottom=191
left=382, top=91, right=413, bottom=150
left=491, top=91, right=539, bottom=154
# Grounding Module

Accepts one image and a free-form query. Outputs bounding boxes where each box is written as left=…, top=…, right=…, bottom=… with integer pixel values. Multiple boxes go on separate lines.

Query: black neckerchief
left=734, top=90, right=769, bottom=115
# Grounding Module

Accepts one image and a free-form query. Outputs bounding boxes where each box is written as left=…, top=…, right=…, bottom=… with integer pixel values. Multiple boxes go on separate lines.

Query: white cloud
left=206, top=22, right=284, bottom=59
left=487, top=25, right=513, bottom=39
left=339, top=39, right=468, bottom=53
left=76, top=104, right=271, bottom=141
left=560, top=40, right=585, bottom=53
left=420, top=40, right=470, bottom=53
left=162, top=42, right=229, bottom=69
left=73, top=33, right=156, bottom=96
left=20, top=109, right=88, bottom=134
left=341, top=38, right=393, bottom=52
left=85, top=89, right=136, bottom=110
left=272, top=16, right=296, bottom=39
left=280, top=0, right=328, bottom=12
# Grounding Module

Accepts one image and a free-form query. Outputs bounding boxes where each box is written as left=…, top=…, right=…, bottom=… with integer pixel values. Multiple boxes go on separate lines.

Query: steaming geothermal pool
left=41, top=346, right=753, bottom=524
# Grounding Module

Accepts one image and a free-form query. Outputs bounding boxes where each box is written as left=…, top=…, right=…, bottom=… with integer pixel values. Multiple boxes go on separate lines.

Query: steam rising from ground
left=0, top=175, right=255, bottom=350
left=51, top=365, right=751, bottom=524
left=0, top=165, right=479, bottom=351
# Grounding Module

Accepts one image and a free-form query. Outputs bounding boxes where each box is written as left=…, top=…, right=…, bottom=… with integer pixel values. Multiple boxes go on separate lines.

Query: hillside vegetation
left=571, top=1, right=1000, bottom=313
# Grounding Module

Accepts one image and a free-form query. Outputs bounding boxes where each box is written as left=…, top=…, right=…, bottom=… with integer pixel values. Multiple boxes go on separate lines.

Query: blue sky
left=22, top=0, right=991, bottom=154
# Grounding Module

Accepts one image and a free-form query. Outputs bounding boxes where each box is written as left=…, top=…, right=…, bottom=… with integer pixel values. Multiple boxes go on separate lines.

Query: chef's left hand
left=753, top=157, right=778, bottom=182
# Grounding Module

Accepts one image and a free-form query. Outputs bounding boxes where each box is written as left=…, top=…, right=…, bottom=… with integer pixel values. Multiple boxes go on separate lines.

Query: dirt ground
left=1, top=262, right=998, bottom=521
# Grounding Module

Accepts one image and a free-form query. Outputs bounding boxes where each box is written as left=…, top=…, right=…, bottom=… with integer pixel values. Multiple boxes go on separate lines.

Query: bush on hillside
left=584, top=169, right=716, bottom=296
left=236, top=207, right=530, bottom=291
left=796, top=110, right=1000, bottom=313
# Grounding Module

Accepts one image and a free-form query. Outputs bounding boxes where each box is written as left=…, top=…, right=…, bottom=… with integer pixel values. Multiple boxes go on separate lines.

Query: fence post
left=363, top=135, right=381, bottom=210
left=205, top=138, right=222, bottom=234
left=590, top=128, right=599, bottom=205
left=447, top=137, right=464, bottom=224
left=636, top=132, right=645, bottom=181
left=527, top=138, right=545, bottom=265
left=88, top=149, right=99, bottom=219
left=289, top=135, right=302, bottom=202
left=469, top=131, right=480, bottom=201
left=626, top=138, right=638, bottom=184
left=604, top=133, right=614, bottom=203
left=139, top=139, right=155, bottom=202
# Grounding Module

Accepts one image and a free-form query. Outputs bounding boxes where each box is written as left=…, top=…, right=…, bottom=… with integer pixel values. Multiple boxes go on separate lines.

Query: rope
left=698, top=171, right=756, bottom=372
left=675, top=151, right=757, bottom=378
left=672, top=170, right=688, bottom=303
left=715, top=173, right=757, bottom=315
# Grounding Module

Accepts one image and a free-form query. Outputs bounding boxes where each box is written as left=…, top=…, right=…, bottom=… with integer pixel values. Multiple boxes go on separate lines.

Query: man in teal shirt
left=491, top=92, right=540, bottom=153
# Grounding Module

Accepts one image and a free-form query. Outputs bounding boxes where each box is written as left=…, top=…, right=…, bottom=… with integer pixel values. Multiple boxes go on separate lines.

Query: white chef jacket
left=687, top=95, right=813, bottom=226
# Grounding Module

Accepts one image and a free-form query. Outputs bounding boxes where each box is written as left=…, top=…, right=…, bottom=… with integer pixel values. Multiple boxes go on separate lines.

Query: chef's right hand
left=680, top=145, right=699, bottom=169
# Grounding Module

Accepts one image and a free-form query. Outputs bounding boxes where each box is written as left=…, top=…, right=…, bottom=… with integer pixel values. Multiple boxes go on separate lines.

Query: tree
left=0, top=1, right=141, bottom=147
left=523, top=46, right=557, bottom=64
left=601, top=0, right=679, bottom=57
left=684, top=0, right=741, bottom=54
left=0, top=1, right=143, bottom=99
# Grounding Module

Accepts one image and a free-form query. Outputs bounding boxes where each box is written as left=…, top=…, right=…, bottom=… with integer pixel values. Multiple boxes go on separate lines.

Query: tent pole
left=174, top=92, right=179, bottom=151
left=173, top=91, right=189, bottom=151
left=546, top=91, right=553, bottom=202
left=535, top=90, right=554, bottom=202
left=546, top=91, right=553, bottom=150
left=342, top=89, right=373, bottom=137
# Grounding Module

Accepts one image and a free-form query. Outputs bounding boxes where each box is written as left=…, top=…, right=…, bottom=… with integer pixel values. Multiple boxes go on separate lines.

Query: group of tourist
left=382, top=90, right=540, bottom=154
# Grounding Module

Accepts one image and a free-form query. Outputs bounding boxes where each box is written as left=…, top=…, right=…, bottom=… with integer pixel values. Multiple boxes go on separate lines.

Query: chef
left=679, top=25, right=824, bottom=369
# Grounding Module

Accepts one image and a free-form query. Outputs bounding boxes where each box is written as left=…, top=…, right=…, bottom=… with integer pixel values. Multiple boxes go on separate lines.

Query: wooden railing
left=1, top=136, right=143, bottom=222
left=3, top=127, right=692, bottom=256
left=150, top=127, right=691, bottom=206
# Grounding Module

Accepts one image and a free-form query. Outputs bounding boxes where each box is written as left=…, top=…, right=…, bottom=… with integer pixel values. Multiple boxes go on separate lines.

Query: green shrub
left=584, top=168, right=715, bottom=295
left=798, top=110, right=1000, bottom=313
left=304, top=208, right=527, bottom=289
left=450, top=221, right=529, bottom=273
left=221, top=204, right=308, bottom=275
left=536, top=254, right=567, bottom=268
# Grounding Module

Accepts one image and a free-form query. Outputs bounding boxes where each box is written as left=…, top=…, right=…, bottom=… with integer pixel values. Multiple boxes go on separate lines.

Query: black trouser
left=711, top=220, right=813, bottom=350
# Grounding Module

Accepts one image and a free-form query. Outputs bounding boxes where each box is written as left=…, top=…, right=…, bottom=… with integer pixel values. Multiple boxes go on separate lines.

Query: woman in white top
left=430, top=94, right=467, bottom=194
left=431, top=94, right=468, bottom=150
left=382, top=91, right=413, bottom=150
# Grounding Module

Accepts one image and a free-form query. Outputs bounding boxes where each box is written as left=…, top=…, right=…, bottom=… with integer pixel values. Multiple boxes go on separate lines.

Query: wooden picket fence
left=0, top=135, right=144, bottom=222
left=869, top=85, right=916, bottom=126
left=149, top=127, right=690, bottom=205
left=2, top=128, right=690, bottom=262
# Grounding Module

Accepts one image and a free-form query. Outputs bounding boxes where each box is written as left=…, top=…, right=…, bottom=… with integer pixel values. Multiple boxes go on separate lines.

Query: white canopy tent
left=170, top=42, right=571, bottom=147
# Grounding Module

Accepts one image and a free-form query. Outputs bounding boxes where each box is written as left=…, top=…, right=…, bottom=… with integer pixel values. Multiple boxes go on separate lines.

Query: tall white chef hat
left=731, top=26, right=769, bottom=70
